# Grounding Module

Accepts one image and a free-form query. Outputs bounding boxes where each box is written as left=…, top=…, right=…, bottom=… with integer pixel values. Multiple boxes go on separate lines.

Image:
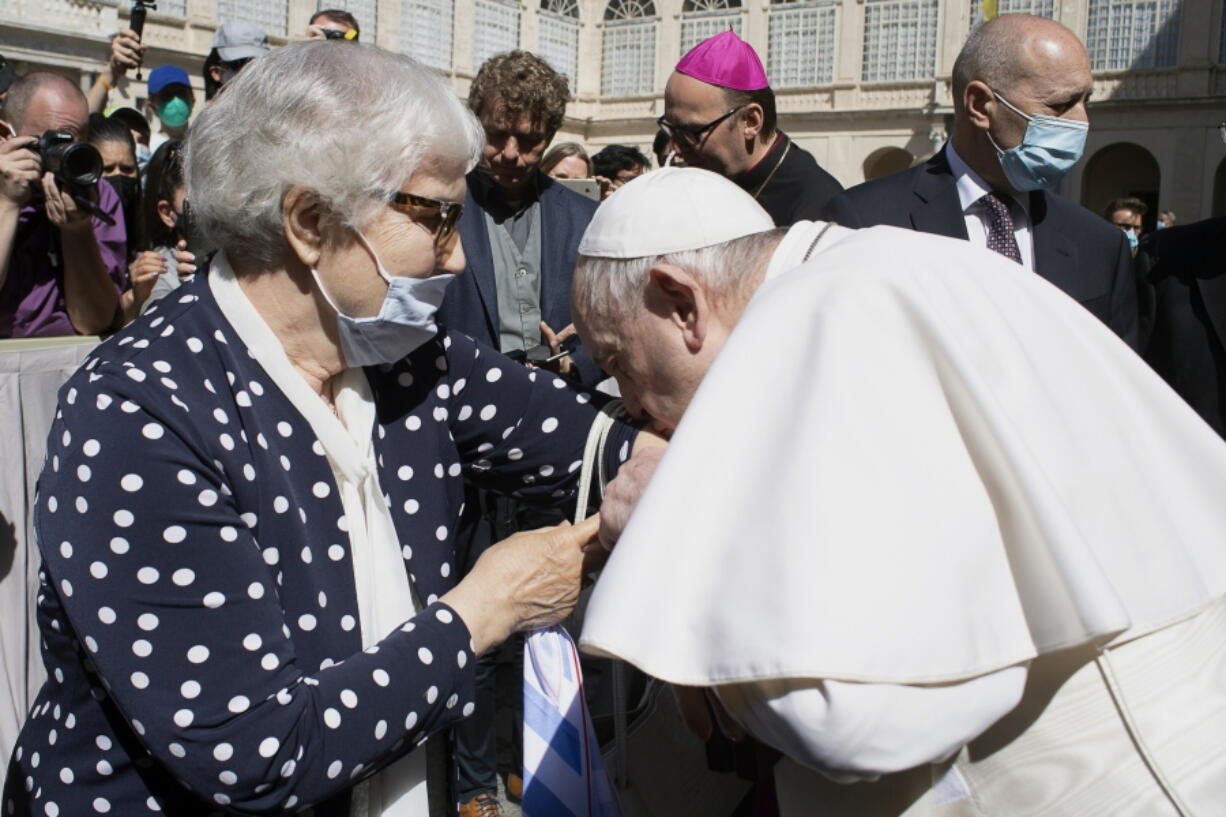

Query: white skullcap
left=577, top=167, right=775, bottom=259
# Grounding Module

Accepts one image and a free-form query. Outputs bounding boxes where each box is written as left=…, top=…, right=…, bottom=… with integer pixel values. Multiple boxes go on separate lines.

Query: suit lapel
left=536, top=177, right=569, bottom=331
left=458, top=177, right=499, bottom=336
left=1028, top=191, right=1078, bottom=290
left=910, top=152, right=970, bottom=240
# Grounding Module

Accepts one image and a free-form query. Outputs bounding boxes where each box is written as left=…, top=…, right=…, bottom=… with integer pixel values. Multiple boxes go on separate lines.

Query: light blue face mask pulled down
left=986, top=90, right=1089, bottom=192
left=312, top=232, right=456, bottom=368
left=1123, top=226, right=1139, bottom=252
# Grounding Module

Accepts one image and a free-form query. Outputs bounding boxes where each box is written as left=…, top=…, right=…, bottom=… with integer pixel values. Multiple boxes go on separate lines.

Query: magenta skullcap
left=674, top=29, right=769, bottom=92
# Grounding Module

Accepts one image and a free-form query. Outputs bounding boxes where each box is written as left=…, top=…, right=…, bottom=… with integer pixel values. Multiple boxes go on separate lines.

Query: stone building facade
left=3, top=0, right=1224, bottom=224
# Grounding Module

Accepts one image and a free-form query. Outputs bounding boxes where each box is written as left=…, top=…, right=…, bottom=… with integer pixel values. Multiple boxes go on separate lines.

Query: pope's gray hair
left=574, top=229, right=787, bottom=323
left=185, top=40, right=484, bottom=268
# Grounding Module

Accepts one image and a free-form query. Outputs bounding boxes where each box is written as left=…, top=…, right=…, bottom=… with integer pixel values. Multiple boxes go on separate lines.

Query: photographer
left=306, top=8, right=360, bottom=40
left=0, top=72, right=127, bottom=338
left=203, top=22, right=270, bottom=101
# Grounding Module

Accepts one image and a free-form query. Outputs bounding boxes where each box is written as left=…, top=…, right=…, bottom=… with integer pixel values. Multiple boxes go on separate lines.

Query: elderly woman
left=3, top=42, right=648, bottom=816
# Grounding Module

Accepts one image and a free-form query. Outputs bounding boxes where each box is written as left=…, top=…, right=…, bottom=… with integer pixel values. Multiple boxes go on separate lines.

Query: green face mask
left=157, top=96, right=191, bottom=129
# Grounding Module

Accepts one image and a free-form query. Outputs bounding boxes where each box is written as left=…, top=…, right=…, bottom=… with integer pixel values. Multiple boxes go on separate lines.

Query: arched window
left=317, top=0, right=379, bottom=42
left=602, top=0, right=657, bottom=96
left=861, top=0, right=939, bottom=82
left=539, top=0, right=581, bottom=92
left=218, top=0, right=288, bottom=38
left=768, top=0, right=835, bottom=87
left=473, top=0, right=522, bottom=70
left=401, top=0, right=455, bottom=71
left=969, top=0, right=1052, bottom=29
left=1087, top=0, right=1182, bottom=70
left=680, top=0, right=742, bottom=57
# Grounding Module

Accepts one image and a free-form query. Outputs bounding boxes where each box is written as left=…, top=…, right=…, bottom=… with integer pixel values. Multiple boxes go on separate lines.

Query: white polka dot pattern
left=6, top=279, right=638, bottom=817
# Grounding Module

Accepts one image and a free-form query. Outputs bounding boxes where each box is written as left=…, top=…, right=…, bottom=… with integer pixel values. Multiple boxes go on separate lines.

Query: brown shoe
left=458, top=792, right=501, bottom=817
left=506, top=773, right=523, bottom=802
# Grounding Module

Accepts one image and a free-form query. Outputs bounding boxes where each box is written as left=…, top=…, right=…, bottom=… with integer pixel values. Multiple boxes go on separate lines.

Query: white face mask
left=311, top=231, right=456, bottom=368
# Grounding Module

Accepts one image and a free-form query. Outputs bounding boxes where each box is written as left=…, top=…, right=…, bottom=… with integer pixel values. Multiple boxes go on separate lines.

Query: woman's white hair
left=185, top=41, right=484, bottom=268
left=573, top=229, right=786, bottom=323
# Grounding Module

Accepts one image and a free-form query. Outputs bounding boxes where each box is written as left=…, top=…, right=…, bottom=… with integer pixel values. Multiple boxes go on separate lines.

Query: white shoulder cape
left=580, top=222, right=1226, bottom=685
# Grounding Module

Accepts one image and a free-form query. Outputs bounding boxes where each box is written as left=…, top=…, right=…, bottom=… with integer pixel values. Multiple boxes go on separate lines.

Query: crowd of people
left=2, top=8, right=1225, bottom=817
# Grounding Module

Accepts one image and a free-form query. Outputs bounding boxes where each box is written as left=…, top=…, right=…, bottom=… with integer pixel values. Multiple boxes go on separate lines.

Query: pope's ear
left=647, top=262, right=709, bottom=351
left=282, top=186, right=324, bottom=269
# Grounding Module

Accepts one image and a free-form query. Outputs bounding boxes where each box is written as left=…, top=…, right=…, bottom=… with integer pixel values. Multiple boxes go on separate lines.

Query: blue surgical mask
left=312, top=231, right=456, bottom=368
left=986, top=89, right=1089, bottom=192
left=136, top=143, right=152, bottom=172
left=1123, top=226, right=1139, bottom=252
left=1156, top=222, right=1168, bottom=230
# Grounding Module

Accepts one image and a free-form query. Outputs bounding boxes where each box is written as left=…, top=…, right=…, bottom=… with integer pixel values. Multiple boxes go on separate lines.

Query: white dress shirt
left=945, top=143, right=1035, bottom=271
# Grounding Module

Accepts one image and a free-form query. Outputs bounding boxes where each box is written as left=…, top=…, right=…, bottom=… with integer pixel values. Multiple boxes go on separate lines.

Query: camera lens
left=59, top=143, right=103, bottom=187
left=43, top=140, right=103, bottom=187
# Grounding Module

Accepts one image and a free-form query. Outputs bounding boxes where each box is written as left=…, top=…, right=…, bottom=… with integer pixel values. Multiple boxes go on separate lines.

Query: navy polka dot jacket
left=2, top=269, right=637, bottom=816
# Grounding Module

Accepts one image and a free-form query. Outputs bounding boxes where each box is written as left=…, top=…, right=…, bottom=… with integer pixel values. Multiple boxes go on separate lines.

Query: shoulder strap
left=573, top=400, right=626, bottom=524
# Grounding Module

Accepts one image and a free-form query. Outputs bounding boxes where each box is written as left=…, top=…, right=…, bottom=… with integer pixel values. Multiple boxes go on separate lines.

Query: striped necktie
left=979, top=192, right=1023, bottom=264
left=523, top=625, right=621, bottom=817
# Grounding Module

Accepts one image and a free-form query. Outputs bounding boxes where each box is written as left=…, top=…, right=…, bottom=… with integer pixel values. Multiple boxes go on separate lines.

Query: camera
left=30, top=130, right=103, bottom=188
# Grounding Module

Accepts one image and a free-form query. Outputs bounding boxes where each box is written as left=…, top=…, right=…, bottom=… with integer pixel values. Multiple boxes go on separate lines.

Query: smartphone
left=555, top=177, right=601, bottom=202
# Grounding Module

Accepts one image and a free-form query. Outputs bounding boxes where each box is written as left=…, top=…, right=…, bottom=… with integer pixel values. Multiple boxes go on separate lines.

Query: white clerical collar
left=945, top=143, right=1028, bottom=217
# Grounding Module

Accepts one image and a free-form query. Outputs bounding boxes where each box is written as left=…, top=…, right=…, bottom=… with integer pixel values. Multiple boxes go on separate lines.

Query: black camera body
left=30, top=130, right=103, bottom=188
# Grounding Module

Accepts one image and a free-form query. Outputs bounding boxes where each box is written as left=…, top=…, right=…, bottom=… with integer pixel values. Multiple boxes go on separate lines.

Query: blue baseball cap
left=148, top=65, right=191, bottom=96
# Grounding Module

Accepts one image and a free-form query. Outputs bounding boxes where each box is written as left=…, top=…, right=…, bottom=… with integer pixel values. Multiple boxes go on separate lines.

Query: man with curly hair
left=437, top=50, right=601, bottom=817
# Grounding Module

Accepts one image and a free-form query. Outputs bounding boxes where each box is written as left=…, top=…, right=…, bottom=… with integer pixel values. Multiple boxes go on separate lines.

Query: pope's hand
left=673, top=685, right=746, bottom=743
left=597, top=443, right=665, bottom=550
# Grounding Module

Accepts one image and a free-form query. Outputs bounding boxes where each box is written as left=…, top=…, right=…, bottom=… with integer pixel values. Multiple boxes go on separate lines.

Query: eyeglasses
left=655, top=105, right=745, bottom=148
left=387, top=191, right=464, bottom=254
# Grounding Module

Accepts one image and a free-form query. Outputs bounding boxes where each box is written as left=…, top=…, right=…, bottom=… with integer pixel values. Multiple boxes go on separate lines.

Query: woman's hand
left=128, top=250, right=167, bottom=310
left=442, top=514, right=599, bottom=655
left=172, top=240, right=197, bottom=278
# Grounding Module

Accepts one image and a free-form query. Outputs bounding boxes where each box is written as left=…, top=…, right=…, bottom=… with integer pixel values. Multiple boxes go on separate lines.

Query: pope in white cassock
left=573, top=168, right=1226, bottom=817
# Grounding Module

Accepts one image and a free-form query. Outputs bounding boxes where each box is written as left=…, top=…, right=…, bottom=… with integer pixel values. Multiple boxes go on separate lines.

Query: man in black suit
left=821, top=14, right=1138, bottom=348
left=1139, top=217, right=1226, bottom=437
left=437, top=50, right=599, bottom=817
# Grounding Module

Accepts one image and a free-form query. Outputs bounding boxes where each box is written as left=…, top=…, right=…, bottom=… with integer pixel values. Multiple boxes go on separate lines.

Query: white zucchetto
left=577, top=167, right=775, bottom=259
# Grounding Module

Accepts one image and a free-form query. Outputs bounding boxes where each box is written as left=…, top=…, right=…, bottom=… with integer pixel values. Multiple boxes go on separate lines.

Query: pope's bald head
left=952, top=15, right=1089, bottom=112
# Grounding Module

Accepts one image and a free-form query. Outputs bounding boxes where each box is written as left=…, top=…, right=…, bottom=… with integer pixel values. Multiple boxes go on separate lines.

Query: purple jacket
left=0, top=181, right=127, bottom=338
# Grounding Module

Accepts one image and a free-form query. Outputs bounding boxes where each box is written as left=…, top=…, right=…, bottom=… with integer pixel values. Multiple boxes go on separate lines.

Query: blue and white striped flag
left=523, top=625, right=621, bottom=817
